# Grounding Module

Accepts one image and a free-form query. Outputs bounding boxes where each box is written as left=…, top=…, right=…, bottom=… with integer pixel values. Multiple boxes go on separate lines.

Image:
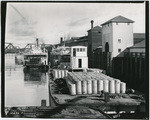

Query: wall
left=102, top=23, right=113, bottom=54
left=128, top=48, right=145, bottom=53
left=5, top=53, right=16, bottom=66
left=71, top=57, right=88, bottom=69
left=112, top=52, right=146, bottom=92
left=71, top=46, right=87, bottom=57
left=70, top=46, right=88, bottom=69
left=88, top=27, right=102, bottom=67
left=102, top=22, right=134, bottom=58
left=91, top=48, right=146, bottom=93
left=88, top=27, right=102, bottom=51
left=91, top=30, right=102, bottom=50
left=112, top=22, right=133, bottom=58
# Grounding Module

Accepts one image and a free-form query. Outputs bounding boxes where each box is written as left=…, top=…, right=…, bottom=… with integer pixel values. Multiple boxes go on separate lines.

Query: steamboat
left=23, top=38, right=49, bottom=72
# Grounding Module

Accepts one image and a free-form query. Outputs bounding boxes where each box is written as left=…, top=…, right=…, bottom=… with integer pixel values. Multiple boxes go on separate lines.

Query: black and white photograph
left=1, top=1, right=149, bottom=119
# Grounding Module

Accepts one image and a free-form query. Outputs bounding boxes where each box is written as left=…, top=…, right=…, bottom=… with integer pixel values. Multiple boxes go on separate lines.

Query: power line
left=10, top=5, right=37, bottom=38
left=10, top=5, right=29, bottom=25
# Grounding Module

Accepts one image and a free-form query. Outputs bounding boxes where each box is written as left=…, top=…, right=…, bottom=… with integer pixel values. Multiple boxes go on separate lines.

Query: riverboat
left=23, top=39, right=49, bottom=72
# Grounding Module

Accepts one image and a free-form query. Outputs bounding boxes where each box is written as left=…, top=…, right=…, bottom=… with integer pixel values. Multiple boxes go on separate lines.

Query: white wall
left=5, top=54, right=16, bottom=66
left=112, top=22, right=133, bottom=57
left=70, top=46, right=88, bottom=69
left=102, top=22, right=134, bottom=58
left=71, top=46, right=87, bottom=57
left=71, top=57, right=88, bottom=69
left=102, top=23, right=113, bottom=53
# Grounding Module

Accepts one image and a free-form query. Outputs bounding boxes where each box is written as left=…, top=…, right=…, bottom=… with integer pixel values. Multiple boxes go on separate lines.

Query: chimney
left=91, top=20, right=94, bottom=29
left=36, top=38, right=39, bottom=47
left=60, top=37, right=63, bottom=43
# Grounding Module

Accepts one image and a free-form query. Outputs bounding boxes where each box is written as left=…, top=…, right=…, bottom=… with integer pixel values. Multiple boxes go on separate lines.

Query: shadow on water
left=24, top=69, right=47, bottom=85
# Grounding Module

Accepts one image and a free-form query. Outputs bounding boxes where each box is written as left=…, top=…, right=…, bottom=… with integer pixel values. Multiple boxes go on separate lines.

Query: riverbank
left=48, top=69, right=146, bottom=119
left=5, top=68, right=146, bottom=119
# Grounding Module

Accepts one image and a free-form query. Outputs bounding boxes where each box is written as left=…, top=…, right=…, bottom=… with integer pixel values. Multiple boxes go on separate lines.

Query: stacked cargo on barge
left=66, top=72, right=126, bottom=95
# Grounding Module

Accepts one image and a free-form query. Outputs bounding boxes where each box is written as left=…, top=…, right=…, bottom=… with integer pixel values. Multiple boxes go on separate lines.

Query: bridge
left=5, top=43, right=52, bottom=54
left=5, top=43, right=22, bottom=53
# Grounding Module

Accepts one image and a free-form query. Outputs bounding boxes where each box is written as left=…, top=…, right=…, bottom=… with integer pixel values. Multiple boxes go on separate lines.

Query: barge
left=49, top=45, right=146, bottom=118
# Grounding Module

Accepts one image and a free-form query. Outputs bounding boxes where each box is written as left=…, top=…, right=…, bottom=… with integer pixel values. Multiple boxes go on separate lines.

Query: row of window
left=73, top=48, right=86, bottom=52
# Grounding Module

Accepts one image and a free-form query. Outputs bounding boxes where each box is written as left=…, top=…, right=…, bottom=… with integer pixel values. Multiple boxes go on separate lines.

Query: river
left=5, top=53, right=49, bottom=107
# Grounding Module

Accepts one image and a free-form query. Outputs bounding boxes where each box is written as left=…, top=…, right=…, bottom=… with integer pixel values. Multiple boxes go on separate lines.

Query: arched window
left=105, top=42, right=109, bottom=52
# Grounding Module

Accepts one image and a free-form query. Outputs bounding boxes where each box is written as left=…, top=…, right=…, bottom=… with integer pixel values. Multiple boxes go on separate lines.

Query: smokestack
left=60, top=37, right=63, bottom=43
left=36, top=38, right=39, bottom=47
left=91, top=20, right=94, bottom=29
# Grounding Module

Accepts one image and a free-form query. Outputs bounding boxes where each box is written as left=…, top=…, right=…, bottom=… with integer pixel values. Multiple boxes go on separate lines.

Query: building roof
left=87, top=26, right=102, bottom=32
left=78, top=36, right=88, bottom=40
left=101, top=15, right=134, bottom=26
left=116, top=48, right=129, bottom=57
left=130, top=40, right=145, bottom=48
left=133, top=33, right=145, bottom=44
left=117, top=40, right=145, bottom=57
left=134, top=33, right=145, bottom=39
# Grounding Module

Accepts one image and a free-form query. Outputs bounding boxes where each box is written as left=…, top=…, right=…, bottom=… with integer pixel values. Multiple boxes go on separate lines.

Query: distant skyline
left=5, top=2, right=145, bottom=48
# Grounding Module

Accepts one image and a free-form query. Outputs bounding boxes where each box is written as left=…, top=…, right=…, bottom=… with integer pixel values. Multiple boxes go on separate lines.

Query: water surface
left=5, top=53, right=49, bottom=107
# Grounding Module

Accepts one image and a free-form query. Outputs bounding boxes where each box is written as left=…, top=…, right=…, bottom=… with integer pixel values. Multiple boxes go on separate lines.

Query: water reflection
left=5, top=54, right=49, bottom=107
left=24, top=70, right=47, bottom=86
left=24, top=70, right=46, bottom=81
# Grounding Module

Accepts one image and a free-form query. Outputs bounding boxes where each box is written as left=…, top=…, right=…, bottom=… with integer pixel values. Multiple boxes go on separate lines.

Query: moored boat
left=23, top=38, right=49, bottom=72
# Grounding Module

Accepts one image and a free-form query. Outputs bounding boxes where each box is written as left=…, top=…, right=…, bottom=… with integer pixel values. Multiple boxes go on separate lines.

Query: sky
left=5, top=2, right=145, bottom=48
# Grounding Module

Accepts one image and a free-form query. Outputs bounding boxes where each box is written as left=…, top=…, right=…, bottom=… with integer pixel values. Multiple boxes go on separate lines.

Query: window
left=77, top=48, right=79, bottom=52
left=118, top=39, right=121, bottom=43
left=127, top=23, right=130, bottom=25
left=80, top=48, right=82, bottom=52
left=116, top=22, right=118, bottom=25
left=73, top=48, right=76, bottom=56
left=118, top=49, right=121, bottom=53
left=82, top=48, right=85, bottom=52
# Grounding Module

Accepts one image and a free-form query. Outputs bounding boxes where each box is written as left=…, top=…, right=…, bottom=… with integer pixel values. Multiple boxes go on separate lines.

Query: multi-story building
left=101, top=15, right=134, bottom=58
left=53, top=17, right=145, bottom=70
left=56, top=20, right=102, bottom=54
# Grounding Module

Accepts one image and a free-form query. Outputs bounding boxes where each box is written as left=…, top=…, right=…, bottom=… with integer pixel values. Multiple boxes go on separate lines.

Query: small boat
left=23, top=38, right=49, bottom=72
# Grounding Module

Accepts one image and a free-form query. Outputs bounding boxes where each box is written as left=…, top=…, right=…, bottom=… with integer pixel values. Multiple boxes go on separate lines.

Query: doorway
left=105, top=42, right=109, bottom=52
left=78, top=59, right=82, bottom=68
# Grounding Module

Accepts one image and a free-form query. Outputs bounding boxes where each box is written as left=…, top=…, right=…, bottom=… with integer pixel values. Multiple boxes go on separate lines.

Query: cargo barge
left=49, top=45, right=146, bottom=119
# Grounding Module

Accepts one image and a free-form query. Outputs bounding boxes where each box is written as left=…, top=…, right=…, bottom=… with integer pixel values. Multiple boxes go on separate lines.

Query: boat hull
left=23, top=65, right=49, bottom=73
